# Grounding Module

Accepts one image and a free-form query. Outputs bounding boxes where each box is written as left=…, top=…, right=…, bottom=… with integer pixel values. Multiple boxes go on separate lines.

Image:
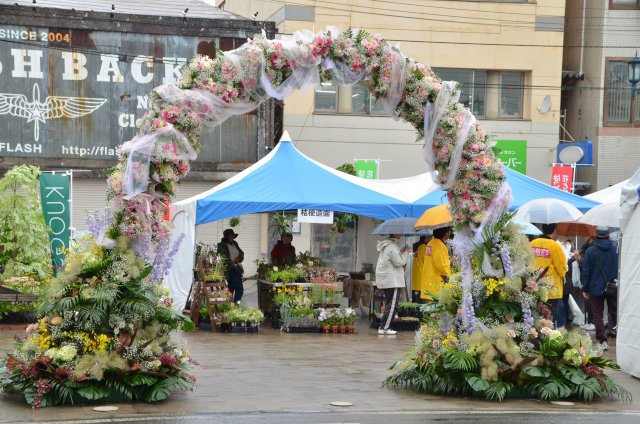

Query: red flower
left=53, top=367, right=73, bottom=382
left=158, top=353, right=180, bottom=367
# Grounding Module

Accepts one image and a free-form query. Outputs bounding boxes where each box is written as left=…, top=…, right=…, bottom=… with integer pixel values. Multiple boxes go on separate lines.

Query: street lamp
left=627, top=51, right=640, bottom=99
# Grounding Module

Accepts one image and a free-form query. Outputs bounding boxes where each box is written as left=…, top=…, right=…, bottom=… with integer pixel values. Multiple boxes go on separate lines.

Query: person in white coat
left=376, top=234, right=412, bottom=335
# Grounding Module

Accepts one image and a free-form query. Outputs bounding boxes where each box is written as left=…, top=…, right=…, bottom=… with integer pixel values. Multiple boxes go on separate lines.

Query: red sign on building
left=551, top=165, right=573, bottom=193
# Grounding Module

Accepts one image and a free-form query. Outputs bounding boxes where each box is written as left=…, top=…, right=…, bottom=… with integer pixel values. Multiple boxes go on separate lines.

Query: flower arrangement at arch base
left=0, top=224, right=197, bottom=409
left=384, top=216, right=631, bottom=403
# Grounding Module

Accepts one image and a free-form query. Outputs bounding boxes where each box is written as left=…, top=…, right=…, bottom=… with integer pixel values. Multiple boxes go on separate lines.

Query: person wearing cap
left=421, top=227, right=452, bottom=301
left=217, top=229, right=245, bottom=303
left=271, top=232, right=296, bottom=266
left=530, top=223, right=568, bottom=328
left=582, top=226, right=618, bottom=349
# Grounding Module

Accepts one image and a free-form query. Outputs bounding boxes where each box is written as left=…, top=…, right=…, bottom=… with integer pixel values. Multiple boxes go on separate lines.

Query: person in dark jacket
left=217, top=229, right=245, bottom=303
left=271, top=232, right=296, bottom=266
left=582, top=227, right=618, bottom=347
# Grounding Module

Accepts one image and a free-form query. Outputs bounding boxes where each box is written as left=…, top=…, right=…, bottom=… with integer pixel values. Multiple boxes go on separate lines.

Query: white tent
left=584, top=179, right=629, bottom=203
left=617, top=169, right=640, bottom=377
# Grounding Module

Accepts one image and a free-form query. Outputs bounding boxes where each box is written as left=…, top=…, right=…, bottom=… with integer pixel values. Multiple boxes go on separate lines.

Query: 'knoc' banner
left=39, top=173, right=70, bottom=271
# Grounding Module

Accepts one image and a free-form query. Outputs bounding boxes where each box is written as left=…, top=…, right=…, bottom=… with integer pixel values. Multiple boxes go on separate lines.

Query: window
left=500, top=72, right=523, bottom=118
left=432, top=68, right=524, bottom=119
left=314, top=83, right=386, bottom=115
left=605, top=59, right=640, bottom=126
left=351, top=85, right=387, bottom=114
left=314, top=81, right=337, bottom=112
left=315, top=69, right=524, bottom=118
left=610, top=0, right=640, bottom=9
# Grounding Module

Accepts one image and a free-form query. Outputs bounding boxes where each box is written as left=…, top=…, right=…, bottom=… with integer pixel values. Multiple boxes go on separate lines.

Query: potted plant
left=317, top=308, right=334, bottom=333
left=331, top=213, right=357, bottom=234
left=271, top=213, right=294, bottom=237
left=343, top=307, right=357, bottom=333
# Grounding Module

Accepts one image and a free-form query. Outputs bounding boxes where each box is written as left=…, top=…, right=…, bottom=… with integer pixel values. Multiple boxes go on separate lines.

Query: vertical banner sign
left=355, top=160, right=378, bottom=179
left=551, top=165, right=573, bottom=193
left=495, top=140, right=527, bottom=174
left=39, top=173, right=71, bottom=271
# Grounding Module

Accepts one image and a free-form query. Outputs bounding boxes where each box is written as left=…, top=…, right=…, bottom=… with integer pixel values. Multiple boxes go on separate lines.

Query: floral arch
left=1, top=27, right=628, bottom=407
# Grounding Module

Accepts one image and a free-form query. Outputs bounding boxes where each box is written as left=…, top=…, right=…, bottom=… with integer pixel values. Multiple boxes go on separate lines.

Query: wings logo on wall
left=0, top=84, right=107, bottom=142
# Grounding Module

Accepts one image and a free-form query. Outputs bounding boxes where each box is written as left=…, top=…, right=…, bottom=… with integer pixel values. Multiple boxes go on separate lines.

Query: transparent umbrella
left=513, top=198, right=584, bottom=224
left=371, top=217, right=432, bottom=236
left=511, top=220, right=542, bottom=235
left=577, top=202, right=621, bottom=229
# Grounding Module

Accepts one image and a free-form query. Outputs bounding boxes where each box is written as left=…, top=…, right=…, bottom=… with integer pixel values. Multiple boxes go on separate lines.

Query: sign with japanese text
left=297, top=209, right=334, bottom=224
left=355, top=160, right=378, bottom=179
left=532, top=247, right=550, bottom=258
left=495, top=140, right=527, bottom=174
left=39, top=172, right=70, bottom=272
left=551, top=165, right=573, bottom=193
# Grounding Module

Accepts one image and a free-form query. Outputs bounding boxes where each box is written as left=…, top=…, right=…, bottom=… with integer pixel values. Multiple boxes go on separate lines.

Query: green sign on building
left=495, top=140, right=527, bottom=175
left=355, top=160, right=378, bottom=179
left=39, top=173, right=71, bottom=272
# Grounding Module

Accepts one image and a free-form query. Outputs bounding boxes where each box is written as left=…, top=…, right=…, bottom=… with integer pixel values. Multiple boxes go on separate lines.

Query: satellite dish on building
left=537, top=95, right=552, bottom=114
left=558, top=146, right=585, bottom=164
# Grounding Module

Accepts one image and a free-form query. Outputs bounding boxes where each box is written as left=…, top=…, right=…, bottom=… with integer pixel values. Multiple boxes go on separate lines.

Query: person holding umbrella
left=375, top=233, right=412, bottom=335
left=530, top=223, right=568, bottom=328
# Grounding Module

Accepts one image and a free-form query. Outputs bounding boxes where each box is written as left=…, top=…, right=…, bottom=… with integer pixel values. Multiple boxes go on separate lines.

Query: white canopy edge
left=584, top=179, right=628, bottom=204
left=617, top=167, right=640, bottom=377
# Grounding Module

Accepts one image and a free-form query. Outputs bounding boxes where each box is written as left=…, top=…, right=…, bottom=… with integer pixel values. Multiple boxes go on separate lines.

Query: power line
left=262, top=0, right=640, bottom=21
left=4, top=0, right=639, bottom=34
left=296, top=0, right=640, bottom=31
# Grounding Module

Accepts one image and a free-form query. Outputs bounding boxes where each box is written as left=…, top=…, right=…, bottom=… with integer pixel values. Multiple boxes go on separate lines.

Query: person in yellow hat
left=411, top=235, right=431, bottom=303
left=530, top=223, right=568, bottom=328
left=421, top=227, right=452, bottom=301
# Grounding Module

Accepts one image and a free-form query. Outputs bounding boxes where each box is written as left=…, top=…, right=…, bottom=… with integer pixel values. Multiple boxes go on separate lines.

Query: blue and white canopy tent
left=167, top=132, right=439, bottom=309
left=166, top=132, right=601, bottom=309
left=409, top=167, right=601, bottom=215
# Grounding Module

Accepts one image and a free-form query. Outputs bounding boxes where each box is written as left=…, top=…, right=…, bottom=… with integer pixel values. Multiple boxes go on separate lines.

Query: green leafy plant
left=336, top=163, right=356, bottom=176
left=271, top=213, right=294, bottom=237
left=331, top=213, right=357, bottom=234
left=229, top=217, right=240, bottom=228
left=0, top=165, right=51, bottom=279
left=268, top=269, right=299, bottom=283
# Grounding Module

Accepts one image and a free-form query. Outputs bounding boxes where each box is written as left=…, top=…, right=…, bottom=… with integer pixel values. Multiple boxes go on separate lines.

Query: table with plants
left=0, top=274, right=45, bottom=324
left=256, top=253, right=343, bottom=317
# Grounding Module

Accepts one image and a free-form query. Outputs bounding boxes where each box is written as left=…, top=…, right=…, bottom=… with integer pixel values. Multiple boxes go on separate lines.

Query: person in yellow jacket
left=530, top=223, right=568, bottom=328
left=421, top=227, right=452, bottom=301
left=411, top=236, right=431, bottom=303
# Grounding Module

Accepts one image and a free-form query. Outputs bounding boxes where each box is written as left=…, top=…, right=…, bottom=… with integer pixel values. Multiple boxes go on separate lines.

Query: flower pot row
left=370, top=318, right=420, bottom=332
left=320, top=324, right=354, bottom=334
left=284, top=326, right=321, bottom=333
left=230, top=321, right=260, bottom=333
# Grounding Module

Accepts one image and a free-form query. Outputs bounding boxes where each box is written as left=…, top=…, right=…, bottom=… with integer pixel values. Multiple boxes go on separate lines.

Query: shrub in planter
left=0, top=274, right=46, bottom=323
